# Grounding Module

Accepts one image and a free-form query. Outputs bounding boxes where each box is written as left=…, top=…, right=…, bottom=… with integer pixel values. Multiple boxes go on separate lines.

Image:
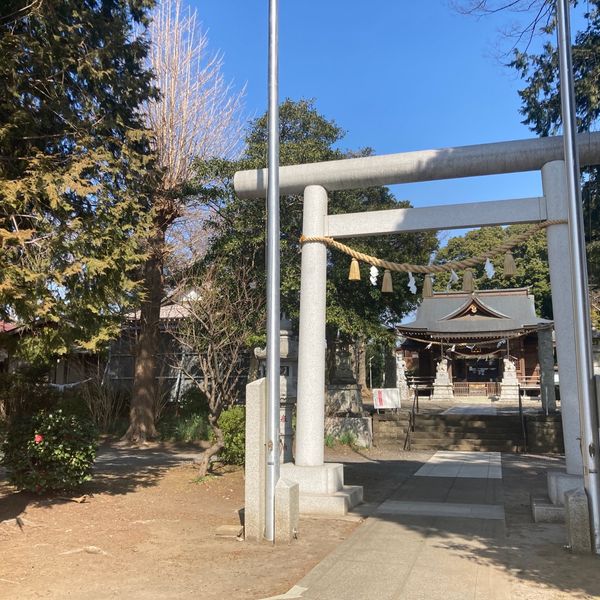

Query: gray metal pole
left=556, top=0, right=600, bottom=553
left=264, top=0, right=281, bottom=543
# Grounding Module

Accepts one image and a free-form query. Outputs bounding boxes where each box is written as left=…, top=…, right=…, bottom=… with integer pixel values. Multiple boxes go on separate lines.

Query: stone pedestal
left=280, top=462, right=363, bottom=516
left=326, top=340, right=363, bottom=415
left=326, top=384, right=362, bottom=415
left=538, top=328, right=557, bottom=412
left=255, top=317, right=298, bottom=464
left=325, top=415, right=373, bottom=448
left=500, top=357, right=519, bottom=401
left=395, top=351, right=412, bottom=404
left=432, top=358, right=454, bottom=402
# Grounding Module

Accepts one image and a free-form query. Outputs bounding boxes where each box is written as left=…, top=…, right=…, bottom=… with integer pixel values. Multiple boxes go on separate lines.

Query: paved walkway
left=264, top=451, right=512, bottom=600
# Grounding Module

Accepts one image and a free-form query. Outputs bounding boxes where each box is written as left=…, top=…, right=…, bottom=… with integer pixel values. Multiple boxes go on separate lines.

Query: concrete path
left=265, top=451, right=513, bottom=600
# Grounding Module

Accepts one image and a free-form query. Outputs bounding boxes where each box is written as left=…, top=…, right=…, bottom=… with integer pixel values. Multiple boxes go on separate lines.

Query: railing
left=453, top=381, right=501, bottom=397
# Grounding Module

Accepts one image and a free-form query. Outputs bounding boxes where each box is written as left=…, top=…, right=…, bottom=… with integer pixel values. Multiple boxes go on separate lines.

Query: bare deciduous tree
left=452, top=0, right=556, bottom=54
left=173, top=259, right=264, bottom=476
left=126, top=0, right=244, bottom=442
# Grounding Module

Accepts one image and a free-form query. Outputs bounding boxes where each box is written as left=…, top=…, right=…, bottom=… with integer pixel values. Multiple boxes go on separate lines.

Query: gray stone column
left=538, top=327, right=557, bottom=413
left=295, top=185, right=328, bottom=467
left=542, top=160, right=583, bottom=475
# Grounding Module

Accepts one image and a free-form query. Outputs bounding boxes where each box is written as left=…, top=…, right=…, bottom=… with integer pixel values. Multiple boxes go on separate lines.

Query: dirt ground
left=0, top=442, right=360, bottom=600
left=1, top=443, right=599, bottom=599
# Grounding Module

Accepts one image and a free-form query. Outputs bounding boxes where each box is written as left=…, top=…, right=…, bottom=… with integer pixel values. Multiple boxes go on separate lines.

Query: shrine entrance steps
left=372, top=412, right=524, bottom=452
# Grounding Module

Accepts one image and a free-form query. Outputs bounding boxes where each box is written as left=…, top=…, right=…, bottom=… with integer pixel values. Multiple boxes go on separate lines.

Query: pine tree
left=0, top=0, right=157, bottom=358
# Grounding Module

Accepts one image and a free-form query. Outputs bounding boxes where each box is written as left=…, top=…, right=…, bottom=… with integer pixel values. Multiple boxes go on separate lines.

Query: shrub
left=218, top=406, right=245, bottom=466
left=1, top=409, right=98, bottom=493
left=0, top=370, right=58, bottom=423
left=159, top=413, right=210, bottom=443
left=80, top=379, right=127, bottom=433
left=177, top=386, right=209, bottom=417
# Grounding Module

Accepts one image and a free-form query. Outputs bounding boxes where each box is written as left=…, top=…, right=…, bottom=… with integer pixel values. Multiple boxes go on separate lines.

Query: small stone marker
left=565, top=488, right=592, bottom=553
left=275, top=478, right=299, bottom=544
left=215, top=524, right=244, bottom=539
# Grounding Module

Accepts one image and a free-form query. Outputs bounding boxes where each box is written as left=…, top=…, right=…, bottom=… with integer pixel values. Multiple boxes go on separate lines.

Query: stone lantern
left=254, top=316, right=298, bottom=463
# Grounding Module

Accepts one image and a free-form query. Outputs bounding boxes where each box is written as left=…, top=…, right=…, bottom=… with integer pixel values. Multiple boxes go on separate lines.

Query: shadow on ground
left=333, top=448, right=599, bottom=598
left=0, top=443, right=202, bottom=523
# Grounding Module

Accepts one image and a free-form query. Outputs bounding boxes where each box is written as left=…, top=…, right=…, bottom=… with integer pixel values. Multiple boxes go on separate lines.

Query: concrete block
left=275, top=478, right=299, bottom=544
left=565, top=488, right=592, bottom=553
left=280, top=462, right=344, bottom=495
left=530, top=495, right=565, bottom=523
left=299, top=485, right=363, bottom=516
left=244, top=378, right=266, bottom=542
left=324, top=416, right=373, bottom=448
left=547, top=470, right=584, bottom=506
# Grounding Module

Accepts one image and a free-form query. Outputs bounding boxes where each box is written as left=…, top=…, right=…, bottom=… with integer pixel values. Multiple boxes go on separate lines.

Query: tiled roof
left=397, top=288, right=551, bottom=340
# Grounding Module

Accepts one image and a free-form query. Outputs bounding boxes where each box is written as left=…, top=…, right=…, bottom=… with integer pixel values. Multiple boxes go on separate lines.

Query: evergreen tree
left=434, top=226, right=552, bottom=318
left=0, top=0, right=157, bottom=358
left=197, top=99, right=439, bottom=362
left=510, top=1, right=600, bottom=290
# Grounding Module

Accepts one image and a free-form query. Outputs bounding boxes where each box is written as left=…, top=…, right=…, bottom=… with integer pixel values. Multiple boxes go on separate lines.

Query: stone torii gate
left=235, top=132, right=600, bottom=517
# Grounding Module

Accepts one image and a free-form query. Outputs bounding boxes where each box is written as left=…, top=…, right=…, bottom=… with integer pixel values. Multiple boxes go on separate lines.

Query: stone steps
left=409, top=430, right=519, bottom=440
left=299, top=485, right=364, bottom=515
left=408, top=439, right=522, bottom=452
left=372, top=412, right=525, bottom=452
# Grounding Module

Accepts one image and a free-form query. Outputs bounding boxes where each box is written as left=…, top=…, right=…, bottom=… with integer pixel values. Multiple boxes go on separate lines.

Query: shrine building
left=396, top=287, right=555, bottom=402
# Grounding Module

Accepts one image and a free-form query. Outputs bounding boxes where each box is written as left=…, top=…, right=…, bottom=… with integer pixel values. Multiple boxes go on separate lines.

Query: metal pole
left=556, top=0, right=600, bottom=553
left=264, top=0, right=281, bottom=543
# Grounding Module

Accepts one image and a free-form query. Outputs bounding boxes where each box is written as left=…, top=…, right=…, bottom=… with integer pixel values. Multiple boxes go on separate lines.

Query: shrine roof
left=396, top=288, right=552, bottom=340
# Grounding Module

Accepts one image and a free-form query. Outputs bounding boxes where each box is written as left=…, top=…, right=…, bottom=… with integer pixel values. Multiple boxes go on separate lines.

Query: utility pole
left=556, top=0, right=600, bottom=553
left=264, top=0, right=281, bottom=543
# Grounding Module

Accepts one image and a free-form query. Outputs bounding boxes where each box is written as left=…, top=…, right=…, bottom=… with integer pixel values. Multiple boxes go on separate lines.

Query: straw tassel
left=422, top=274, right=433, bottom=298
left=381, top=269, right=393, bottom=293
left=503, top=251, right=517, bottom=276
left=348, top=258, right=361, bottom=281
left=462, top=268, right=474, bottom=292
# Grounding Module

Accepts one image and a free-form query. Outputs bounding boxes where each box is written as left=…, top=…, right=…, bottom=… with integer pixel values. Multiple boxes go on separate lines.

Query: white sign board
left=372, top=388, right=401, bottom=411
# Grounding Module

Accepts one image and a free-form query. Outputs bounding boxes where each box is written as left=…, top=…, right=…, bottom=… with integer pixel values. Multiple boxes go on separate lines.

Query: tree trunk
left=125, top=223, right=165, bottom=443
left=325, top=326, right=337, bottom=385
left=196, top=421, right=224, bottom=477
left=356, top=336, right=368, bottom=390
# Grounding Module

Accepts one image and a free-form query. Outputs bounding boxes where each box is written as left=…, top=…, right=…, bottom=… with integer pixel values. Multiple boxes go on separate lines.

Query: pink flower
left=34, top=434, right=44, bottom=444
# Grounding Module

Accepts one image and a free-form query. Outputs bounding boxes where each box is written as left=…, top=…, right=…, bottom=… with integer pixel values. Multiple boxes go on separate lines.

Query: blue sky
left=189, top=1, right=584, bottom=212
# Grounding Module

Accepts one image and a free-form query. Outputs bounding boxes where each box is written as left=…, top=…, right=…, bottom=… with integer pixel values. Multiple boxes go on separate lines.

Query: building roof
left=125, top=303, right=192, bottom=322
left=396, top=288, right=552, bottom=341
left=0, top=321, right=19, bottom=334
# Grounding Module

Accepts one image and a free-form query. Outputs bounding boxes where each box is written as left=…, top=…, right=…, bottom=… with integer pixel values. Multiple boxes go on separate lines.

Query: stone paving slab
left=377, top=499, right=505, bottom=520
left=264, top=450, right=511, bottom=600
left=415, top=451, right=502, bottom=479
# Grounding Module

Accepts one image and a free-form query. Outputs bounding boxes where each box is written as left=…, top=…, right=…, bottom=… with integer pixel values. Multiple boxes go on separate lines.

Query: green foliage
left=1, top=409, right=98, bottom=493
left=0, top=368, right=58, bottom=423
left=54, top=392, right=93, bottom=421
left=177, top=386, right=210, bottom=417
left=338, top=432, right=358, bottom=447
left=324, top=431, right=357, bottom=448
left=434, top=225, right=552, bottom=318
left=195, top=99, right=438, bottom=340
left=0, top=0, right=157, bottom=360
left=217, top=406, right=245, bottom=466
left=157, top=386, right=211, bottom=442
left=510, top=2, right=600, bottom=290
left=159, top=413, right=210, bottom=443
